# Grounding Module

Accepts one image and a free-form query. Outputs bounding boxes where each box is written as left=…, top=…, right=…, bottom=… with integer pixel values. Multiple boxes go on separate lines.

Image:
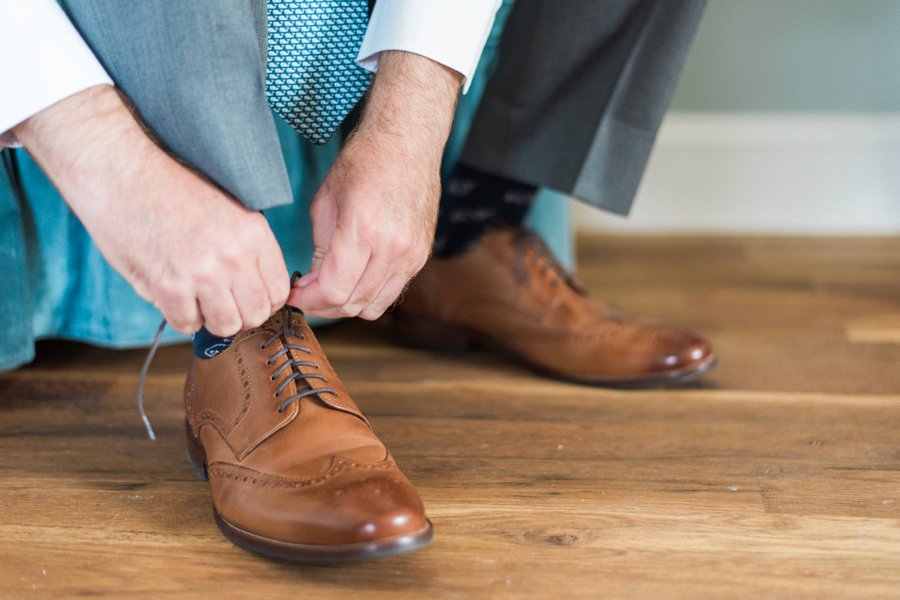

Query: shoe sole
left=185, top=423, right=434, bottom=563
left=213, top=513, right=434, bottom=564
left=393, top=313, right=718, bottom=389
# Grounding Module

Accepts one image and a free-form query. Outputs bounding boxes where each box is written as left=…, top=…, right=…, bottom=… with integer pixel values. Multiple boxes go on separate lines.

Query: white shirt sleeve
left=0, top=0, right=113, bottom=147
left=357, top=0, right=501, bottom=94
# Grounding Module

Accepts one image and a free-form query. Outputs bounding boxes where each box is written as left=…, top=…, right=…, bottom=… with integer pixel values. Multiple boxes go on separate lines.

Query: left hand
left=288, top=51, right=461, bottom=320
left=288, top=127, right=440, bottom=320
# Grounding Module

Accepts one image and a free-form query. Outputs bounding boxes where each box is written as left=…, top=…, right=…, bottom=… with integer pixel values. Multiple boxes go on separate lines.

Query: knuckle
left=242, top=221, right=269, bottom=244
left=271, top=279, right=290, bottom=308
left=240, top=308, right=267, bottom=330
left=359, top=306, right=385, bottom=321
left=203, top=309, right=241, bottom=337
left=342, top=303, right=364, bottom=317
left=321, top=287, right=351, bottom=307
left=219, top=247, right=243, bottom=270
left=169, top=318, right=201, bottom=334
left=244, top=316, right=267, bottom=330
left=192, top=257, right=220, bottom=289
left=251, top=305, right=272, bottom=327
left=388, top=234, right=412, bottom=254
left=153, top=279, right=184, bottom=305
left=206, top=320, right=240, bottom=337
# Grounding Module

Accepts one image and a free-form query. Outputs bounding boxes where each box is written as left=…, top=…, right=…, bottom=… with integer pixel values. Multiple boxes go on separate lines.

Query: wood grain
left=1, top=235, right=898, bottom=599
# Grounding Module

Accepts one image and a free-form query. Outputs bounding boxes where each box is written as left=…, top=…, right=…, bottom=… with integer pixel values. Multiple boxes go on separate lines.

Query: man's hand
left=288, top=51, right=462, bottom=320
left=14, top=85, right=290, bottom=336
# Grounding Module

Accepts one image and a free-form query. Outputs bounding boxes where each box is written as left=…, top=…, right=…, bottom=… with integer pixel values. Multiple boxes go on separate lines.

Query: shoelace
left=137, top=320, right=167, bottom=440
left=511, top=229, right=576, bottom=288
left=136, top=274, right=335, bottom=440
left=262, top=305, right=338, bottom=413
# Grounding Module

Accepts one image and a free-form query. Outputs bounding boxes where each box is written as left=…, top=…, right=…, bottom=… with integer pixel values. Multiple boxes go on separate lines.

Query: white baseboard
left=573, top=112, right=900, bottom=235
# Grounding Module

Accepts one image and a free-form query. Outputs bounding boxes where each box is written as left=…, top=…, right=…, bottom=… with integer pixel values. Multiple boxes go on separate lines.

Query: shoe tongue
left=259, top=305, right=304, bottom=333
left=271, top=310, right=371, bottom=429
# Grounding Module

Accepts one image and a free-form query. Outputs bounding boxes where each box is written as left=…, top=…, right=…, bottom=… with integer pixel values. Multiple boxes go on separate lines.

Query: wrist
left=355, top=50, right=461, bottom=163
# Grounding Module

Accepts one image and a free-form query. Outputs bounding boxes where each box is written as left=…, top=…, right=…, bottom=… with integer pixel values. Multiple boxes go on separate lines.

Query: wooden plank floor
left=2, top=235, right=899, bottom=599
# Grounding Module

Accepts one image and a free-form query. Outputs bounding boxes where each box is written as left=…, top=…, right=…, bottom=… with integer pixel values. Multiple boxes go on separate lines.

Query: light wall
left=575, top=0, right=900, bottom=235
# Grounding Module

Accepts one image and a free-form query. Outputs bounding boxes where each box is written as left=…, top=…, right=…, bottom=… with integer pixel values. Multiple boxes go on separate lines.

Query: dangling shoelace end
left=137, top=272, right=306, bottom=440
left=136, top=319, right=167, bottom=441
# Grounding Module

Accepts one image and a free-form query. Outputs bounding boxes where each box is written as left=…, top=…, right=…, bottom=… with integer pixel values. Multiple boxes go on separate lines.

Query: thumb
left=310, top=244, right=327, bottom=274
left=294, top=246, right=324, bottom=290
left=298, top=194, right=337, bottom=287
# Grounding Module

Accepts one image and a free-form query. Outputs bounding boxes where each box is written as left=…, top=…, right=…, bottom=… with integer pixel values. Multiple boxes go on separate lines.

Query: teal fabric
left=0, top=0, right=571, bottom=371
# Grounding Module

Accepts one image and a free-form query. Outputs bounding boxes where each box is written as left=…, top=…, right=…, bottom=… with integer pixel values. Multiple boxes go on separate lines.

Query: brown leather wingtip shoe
left=184, top=307, right=432, bottom=562
left=395, top=227, right=717, bottom=388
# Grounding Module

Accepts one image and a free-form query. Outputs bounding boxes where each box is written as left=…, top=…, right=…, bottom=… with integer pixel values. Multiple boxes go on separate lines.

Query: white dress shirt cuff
left=0, top=0, right=113, bottom=147
left=356, top=0, right=501, bottom=94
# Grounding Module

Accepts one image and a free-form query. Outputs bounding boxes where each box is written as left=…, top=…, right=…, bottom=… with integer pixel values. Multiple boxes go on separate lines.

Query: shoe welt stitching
left=206, top=456, right=397, bottom=490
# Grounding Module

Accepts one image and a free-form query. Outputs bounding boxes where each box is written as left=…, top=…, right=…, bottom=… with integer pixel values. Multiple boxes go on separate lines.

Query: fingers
left=230, top=270, right=274, bottom=330
left=357, top=232, right=430, bottom=320
left=287, top=134, right=440, bottom=319
left=310, top=245, right=328, bottom=274
left=292, top=228, right=371, bottom=317
left=293, top=245, right=325, bottom=290
left=157, top=292, right=203, bottom=334
left=202, top=217, right=288, bottom=333
left=357, top=270, right=411, bottom=321
left=356, top=247, right=427, bottom=320
left=257, top=229, right=291, bottom=314
left=160, top=269, right=284, bottom=337
left=295, top=246, right=423, bottom=320
left=193, top=280, right=241, bottom=337
left=290, top=217, right=430, bottom=319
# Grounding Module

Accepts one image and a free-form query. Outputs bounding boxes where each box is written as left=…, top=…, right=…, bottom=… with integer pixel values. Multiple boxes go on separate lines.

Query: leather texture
left=184, top=309, right=431, bottom=560
left=395, top=228, right=716, bottom=386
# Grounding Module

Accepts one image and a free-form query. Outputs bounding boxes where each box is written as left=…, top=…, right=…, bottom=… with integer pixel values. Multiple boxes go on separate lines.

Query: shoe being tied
left=184, top=305, right=432, bottom=562
left=394, top=227, right=716, bottom=387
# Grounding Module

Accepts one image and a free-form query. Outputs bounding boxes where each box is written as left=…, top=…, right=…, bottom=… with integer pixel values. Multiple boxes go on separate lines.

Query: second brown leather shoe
left=184, top=307, right=432, bottom=562
left=395, top=227, right=716, bottom=387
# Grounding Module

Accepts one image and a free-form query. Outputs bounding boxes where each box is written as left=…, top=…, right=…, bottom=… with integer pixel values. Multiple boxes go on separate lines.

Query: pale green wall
left=671, top=0, right=900, bottom=112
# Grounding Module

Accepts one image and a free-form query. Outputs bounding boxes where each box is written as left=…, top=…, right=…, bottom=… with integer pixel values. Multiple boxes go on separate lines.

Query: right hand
left=13, top=85, right=289, bottom=336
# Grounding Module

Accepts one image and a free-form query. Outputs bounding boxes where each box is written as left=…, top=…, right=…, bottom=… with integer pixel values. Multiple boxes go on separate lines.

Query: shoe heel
left=394, top=314, right=473, bottom=352
left=185, top=421, right=209, bottom=481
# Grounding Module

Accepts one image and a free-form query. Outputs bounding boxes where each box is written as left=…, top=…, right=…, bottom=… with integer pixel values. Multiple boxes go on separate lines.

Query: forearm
left=292, top=51, right=463, bottom=318
left=13, top=84, right=288, bottom=335
left=355, top=50, right=463, bottom=167
left=13, top=85, right=164, bottom=210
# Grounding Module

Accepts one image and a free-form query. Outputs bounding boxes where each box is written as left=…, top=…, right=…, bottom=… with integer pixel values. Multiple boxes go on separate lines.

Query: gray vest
left=60, top=0, right=291, bottom=211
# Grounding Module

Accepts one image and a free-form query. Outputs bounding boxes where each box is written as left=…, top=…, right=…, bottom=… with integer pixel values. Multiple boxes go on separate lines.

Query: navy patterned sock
left=433, top=163, right=537, bottom=258
left=191, top=327, right=234, bottom=360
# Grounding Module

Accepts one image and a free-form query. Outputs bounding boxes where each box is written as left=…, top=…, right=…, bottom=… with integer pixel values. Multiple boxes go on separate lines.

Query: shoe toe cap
left=211, top=463, right=429, bottom=547
left=646, top=327, right=716, bottom=379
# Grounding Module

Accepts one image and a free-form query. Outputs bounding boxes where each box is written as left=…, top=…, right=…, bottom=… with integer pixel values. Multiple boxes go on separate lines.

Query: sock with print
left=433, top=163, right=537, bottom=258
left=191, top=327, right=234, bottom=359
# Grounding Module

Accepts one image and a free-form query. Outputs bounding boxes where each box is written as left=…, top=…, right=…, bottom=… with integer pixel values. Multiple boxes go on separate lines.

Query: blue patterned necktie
left=266, top=0, right=373, bottom=146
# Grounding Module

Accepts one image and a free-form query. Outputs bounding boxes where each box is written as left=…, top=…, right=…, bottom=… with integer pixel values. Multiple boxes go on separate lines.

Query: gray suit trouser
left=59, top=0, right=705, bottom=216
